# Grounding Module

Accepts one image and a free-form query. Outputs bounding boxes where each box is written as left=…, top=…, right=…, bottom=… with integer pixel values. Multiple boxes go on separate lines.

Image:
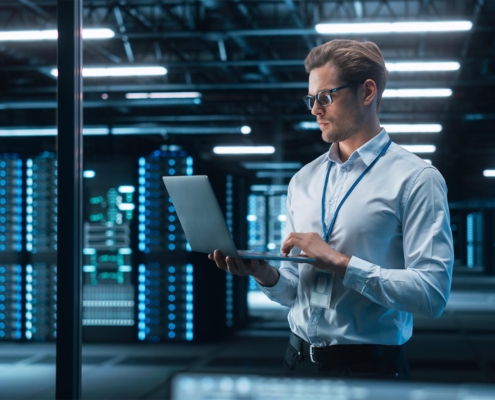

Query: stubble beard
left=321, top=107, right=365, bottom=144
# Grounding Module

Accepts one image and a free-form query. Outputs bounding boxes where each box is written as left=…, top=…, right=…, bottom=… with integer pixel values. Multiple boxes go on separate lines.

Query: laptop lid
left=162, top=175, right=240, bottom=258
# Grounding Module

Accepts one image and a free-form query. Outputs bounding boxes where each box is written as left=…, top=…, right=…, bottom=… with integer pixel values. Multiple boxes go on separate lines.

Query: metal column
left=55, top=0, right=83, bottom=398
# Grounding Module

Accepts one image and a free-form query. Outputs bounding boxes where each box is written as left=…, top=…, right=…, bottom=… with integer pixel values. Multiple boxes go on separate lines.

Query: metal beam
left=114, top=5, right=134, bottom=63
left=1, top=57, right=494, bottom=73
left=10, top=79, right=495, bottom=94
left=55, top=0, right=83, bottom=399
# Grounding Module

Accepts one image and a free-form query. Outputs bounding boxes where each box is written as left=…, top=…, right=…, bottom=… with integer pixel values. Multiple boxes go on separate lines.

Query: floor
left=2, top=288, right=495, bottom=399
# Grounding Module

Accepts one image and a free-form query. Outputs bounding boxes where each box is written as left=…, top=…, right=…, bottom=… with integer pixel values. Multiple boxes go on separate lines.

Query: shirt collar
left=319, top=128, right=390, bottom=167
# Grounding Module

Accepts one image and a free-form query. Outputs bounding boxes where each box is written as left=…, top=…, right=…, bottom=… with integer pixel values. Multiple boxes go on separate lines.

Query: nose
left=311, top=100, right=324, bottom=117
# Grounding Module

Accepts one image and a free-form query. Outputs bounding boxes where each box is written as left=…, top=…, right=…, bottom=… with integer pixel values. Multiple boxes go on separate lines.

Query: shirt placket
left=307, top=162, right=350, bottom=346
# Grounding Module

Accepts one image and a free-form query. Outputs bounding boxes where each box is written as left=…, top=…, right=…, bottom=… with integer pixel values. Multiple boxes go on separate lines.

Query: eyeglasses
left=302, top=82, right=362, bottom=111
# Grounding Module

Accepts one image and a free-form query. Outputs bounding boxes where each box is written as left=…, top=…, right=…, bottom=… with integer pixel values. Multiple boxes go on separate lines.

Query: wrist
left=335, top=254, right=350, bottom=278
left=253, top=265, right=279, bottom=287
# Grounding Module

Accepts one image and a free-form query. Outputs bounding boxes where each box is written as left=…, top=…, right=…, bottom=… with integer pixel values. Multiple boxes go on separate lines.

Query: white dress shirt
left=259, top=129, right=454, bottom=346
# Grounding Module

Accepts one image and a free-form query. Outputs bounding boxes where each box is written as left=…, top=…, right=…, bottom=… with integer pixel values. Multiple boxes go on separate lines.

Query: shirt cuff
left=257, top=268, right=297, bottom=304
left=342, top=255, right=374, bottom=294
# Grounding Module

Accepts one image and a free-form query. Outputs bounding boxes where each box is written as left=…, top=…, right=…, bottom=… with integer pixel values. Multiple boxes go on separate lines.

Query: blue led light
left=168, top=266, right=175, bottom=273
left=168, top=304, right=176, bottom=311
left=168, top=244, right=176, bottom=251
left=186, top=332, right=193, bottom=341
left=168, top=331, right=176, bottom=339
left=168, top=295, right=175, bottom=302
left=168, top=215, right=175, bottom=222
left=168, top=314, right=176, bottom=321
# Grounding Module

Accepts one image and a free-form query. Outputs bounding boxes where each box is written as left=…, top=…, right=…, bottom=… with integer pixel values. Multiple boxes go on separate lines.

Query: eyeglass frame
left=302, top=82, right=363, bottom=111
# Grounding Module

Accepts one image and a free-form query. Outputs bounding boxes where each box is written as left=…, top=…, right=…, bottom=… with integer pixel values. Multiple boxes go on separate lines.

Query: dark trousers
left=283, top=338, right=410, bottom=380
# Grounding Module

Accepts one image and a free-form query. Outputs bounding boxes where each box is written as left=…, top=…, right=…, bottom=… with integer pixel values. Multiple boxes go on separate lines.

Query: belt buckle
left=309, top=345, right=318, bottom=363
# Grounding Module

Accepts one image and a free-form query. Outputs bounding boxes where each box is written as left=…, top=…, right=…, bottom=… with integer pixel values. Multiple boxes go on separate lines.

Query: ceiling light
left=213, top=146, right=275, bottom=155
left=296, top=122, right=442, bottom=133
left=386, top=62, right=460, bottom=72
left=383, top=124, right=442, bottom=133
left=112, top=126, right=248, bottom=135
left=83, top=171, right=96, bottom=178
left=0, top=127, right=109, bottom=136
left=242, top=162, right=302, bottom=170
left=250, top=184, right=288, bottom=193
left=0, top=28, right=114, bottom=41
left=383, top=89, right=452, bottom=97
left=315, top=21, right=472, bottom=34
left=241, top=126, right=251, bottom=134
left=50, top=66, right=167, bottom=77
left=125, top=92, right=201, bottom=99
left=483, top=170, right=495, bottom=177
left=256, top=171, right=296, bottom=178
left=400, top=145, right=436, bottom=153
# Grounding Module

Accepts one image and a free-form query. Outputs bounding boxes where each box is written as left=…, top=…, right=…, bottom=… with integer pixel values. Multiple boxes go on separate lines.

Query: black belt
left=289, top=332, right=398, bottom=364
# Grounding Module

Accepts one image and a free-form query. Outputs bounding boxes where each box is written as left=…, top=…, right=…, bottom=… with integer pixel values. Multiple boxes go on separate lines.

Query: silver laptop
left=162, top=175, right=315, bottom=263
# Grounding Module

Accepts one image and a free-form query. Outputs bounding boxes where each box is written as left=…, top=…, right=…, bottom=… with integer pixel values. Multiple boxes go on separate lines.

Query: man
left=209, top=39, right=453, bottom=379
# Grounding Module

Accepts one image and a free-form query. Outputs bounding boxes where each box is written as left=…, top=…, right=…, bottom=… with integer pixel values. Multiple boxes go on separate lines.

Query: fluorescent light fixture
left=118, top=266, right=132, bottom=272
left=241, top=125, right=252, bottom=134
left=0, top=127, right=109, bottom=136
left=384, top=124, right=442, bottom=133
left=83, top=248, right=96, bottom=255
left=83, top=266, right=96, bottom=273
left=242, top=162, right=302, bottom=170
left=256, top=171, right=296, bottom=178
left=296, top=122, right=442, bottom=133
left=315, top=21, right=472, bottom=34
left=117, top=203, right=135, bottom=211
left=383, top=89, right=452, bottom=98
left=125, top=92, right=201, bottom=99
left=0, top=28, right=114, bottom=41
left=118, top=186, right=135, bottom=193
left=400, top=145, right=436, bottom=153
left=112, top=126, right=248, bottom=135
left=250, top=184, right=288, bottom=192
left=213, top=146, right=275, bottom=155
left=483, top=170, right=495, bottom=177
left=50, top=66, right=167, bottom=77
left=83, top=170, right=96, bottom=178
left=386, top=62, right=460, bottom=72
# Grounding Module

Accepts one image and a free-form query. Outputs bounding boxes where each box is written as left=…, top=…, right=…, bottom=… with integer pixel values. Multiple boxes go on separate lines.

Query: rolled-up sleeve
left=257, top=182, right=300, bottom=308
left=343, top=167, right=454, bottom=319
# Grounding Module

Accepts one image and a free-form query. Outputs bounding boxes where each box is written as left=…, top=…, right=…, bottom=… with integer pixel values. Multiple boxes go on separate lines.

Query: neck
left=338, top=120, right=382, bottom=163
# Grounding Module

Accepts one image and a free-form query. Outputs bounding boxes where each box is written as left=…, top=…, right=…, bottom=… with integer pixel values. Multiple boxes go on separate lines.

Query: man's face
left=308, top=64, right=365, bottom=144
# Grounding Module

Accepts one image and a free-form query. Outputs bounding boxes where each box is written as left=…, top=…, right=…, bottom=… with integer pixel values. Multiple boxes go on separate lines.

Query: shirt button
left=329, top=199, right=335, bottom=205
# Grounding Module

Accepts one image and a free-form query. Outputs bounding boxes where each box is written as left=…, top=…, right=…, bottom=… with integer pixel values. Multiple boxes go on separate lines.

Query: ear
left=362, top=79, right=377, bottom=106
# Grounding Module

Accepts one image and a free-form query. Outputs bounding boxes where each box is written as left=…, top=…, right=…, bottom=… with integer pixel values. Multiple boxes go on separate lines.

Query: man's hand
left=208, top=250, right=280, bottom=287
left=281, top=232, right=350, bottom=278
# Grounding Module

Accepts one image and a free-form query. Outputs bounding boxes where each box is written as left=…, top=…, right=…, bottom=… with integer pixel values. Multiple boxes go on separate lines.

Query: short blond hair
left=304, top=39, right=388, bottom=107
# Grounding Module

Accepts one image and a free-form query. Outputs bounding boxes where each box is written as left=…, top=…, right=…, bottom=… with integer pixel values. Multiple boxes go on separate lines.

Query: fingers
left=211, top=250, right=228, bottom=271
left=209, top=250, right=247, bottom=275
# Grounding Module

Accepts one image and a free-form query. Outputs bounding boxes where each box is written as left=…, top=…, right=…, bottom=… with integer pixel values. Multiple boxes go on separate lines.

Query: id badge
left=309, top=269, right=333, bottom=309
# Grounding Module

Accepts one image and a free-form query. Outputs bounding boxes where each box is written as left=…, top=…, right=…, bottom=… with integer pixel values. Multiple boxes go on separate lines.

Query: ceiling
left=0, top=0, right=494, bottom=199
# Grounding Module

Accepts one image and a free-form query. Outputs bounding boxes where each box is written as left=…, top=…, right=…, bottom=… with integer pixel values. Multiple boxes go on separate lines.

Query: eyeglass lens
left=304, top=91, right=333, bottom=110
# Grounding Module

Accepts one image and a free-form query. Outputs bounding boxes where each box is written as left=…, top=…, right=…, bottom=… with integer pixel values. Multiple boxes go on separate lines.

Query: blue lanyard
left=321, top=139, right=392, bottom=243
